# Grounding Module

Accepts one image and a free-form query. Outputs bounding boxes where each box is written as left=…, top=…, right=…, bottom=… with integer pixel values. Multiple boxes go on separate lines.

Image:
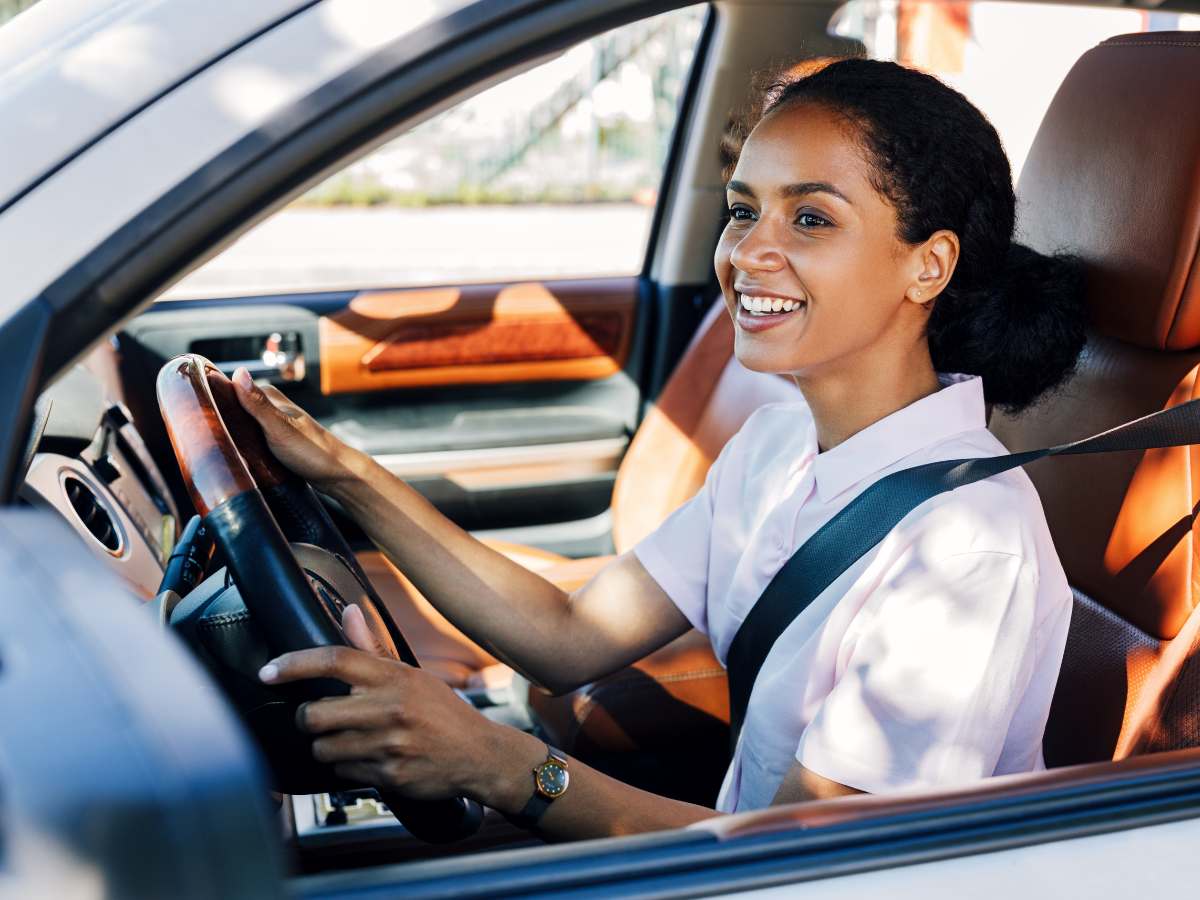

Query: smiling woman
left=217, top=55, right=1091, bottom=833
left=717, top=59, right=1085, bottom=421
left=620, top=58, right=1088, bottom=813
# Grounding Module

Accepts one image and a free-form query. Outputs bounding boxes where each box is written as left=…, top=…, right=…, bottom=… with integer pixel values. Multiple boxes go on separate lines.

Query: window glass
left=829, top=1, right=1200, bottom=180
left=0, top=0, right=40, bottom=27
left=162, top=4, right=707, bottom=300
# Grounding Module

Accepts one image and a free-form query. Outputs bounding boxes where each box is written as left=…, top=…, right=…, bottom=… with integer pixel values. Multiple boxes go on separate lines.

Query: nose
left=727, top=216, right=785, bottom=274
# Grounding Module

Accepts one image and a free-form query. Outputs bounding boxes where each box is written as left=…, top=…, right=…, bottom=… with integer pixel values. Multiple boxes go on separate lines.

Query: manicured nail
left=234, top=367, right=252, bottom=390
left=259, top=663, right=279, bottom=682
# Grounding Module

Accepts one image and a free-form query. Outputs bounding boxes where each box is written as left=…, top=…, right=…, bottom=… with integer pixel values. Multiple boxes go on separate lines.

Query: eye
left=796, top=211, right=832, bottom=229
left=726, top=204, right=756, bottom=223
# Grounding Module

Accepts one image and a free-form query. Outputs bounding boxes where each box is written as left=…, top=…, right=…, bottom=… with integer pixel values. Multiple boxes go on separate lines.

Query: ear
left=904, top=229, right=959, bottom=306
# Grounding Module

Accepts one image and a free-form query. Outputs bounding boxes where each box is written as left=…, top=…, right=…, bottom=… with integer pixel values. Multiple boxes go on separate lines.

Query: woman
left=241, top=58, right=1084, bottom=840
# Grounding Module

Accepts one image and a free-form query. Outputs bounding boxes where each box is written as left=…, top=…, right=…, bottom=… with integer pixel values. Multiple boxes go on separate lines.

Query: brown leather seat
left=990, top=31, right=1200, bottom=766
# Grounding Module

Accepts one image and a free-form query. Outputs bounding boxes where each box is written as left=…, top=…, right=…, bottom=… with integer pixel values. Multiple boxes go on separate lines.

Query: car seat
left=989, top=31, right=1200, bottom=765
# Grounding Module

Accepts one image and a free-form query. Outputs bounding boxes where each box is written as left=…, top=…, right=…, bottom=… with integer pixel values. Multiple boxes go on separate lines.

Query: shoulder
left=894, top=429, right=1056, bottom=564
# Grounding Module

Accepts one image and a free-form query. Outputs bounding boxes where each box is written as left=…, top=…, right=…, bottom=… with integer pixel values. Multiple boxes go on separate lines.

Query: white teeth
left=738, top=294, right=806, bottom=315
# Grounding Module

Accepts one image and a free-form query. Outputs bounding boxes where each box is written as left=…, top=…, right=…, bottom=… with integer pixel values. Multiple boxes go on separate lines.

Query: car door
left=115, top=5, right=714, bottom=558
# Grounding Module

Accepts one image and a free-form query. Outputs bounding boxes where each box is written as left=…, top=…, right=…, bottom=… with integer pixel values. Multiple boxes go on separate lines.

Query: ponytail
left=929, top=243, right=1086, bottom=412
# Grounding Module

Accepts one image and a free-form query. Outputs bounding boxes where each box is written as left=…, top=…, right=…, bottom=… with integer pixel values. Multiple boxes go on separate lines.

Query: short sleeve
left=795, top=549, right=1039, bottom=793
left=631, top=441, right=734, bottom=636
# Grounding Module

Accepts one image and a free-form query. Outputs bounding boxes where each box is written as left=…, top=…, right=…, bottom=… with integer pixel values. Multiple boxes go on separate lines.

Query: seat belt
left=726, top=398, right=1200, bottom=754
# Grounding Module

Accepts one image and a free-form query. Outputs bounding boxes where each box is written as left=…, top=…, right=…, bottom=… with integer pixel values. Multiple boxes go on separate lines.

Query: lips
left=733, top=291, right=808, bottom=334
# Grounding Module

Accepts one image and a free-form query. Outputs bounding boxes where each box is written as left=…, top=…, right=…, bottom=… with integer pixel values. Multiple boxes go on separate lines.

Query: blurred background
left=5, top=0, right=1197, bottom=298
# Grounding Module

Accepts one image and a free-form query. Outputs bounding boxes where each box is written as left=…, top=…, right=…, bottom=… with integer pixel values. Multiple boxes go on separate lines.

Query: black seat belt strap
left=726, top=397, right=1200, bottom=753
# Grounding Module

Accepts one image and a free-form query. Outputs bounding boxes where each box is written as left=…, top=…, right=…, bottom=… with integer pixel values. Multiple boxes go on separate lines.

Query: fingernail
left=234, top=367, right=252, bottom=390
left=259, top=662, right=279, bottom=682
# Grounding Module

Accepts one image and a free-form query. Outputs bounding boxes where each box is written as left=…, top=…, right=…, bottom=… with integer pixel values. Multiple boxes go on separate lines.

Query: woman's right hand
left=232, top=366, right=366, bottom=489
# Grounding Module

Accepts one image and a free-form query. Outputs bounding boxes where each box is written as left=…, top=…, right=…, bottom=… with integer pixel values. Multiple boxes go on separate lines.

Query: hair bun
left=929, top=243, right=1087, bottom=412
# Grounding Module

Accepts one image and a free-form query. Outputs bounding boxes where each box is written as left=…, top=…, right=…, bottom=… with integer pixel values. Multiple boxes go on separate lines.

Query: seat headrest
left=1016, top=32, right=1200, bottom=351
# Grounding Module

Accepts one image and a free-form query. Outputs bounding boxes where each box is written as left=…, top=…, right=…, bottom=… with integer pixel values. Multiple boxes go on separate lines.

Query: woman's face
left=714, top=102, right=929, bottom=378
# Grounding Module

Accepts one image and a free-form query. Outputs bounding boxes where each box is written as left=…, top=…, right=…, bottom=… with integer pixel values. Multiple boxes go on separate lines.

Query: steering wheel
left=156, top=354, right=483, bottom=843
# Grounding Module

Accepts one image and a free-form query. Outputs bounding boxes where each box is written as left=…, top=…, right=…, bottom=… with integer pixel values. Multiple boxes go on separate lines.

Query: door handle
left=215, top=332, right=306, bottom=384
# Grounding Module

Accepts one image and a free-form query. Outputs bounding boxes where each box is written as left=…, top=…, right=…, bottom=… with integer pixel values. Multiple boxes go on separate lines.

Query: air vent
left=63, top=476, right=121, bottom=553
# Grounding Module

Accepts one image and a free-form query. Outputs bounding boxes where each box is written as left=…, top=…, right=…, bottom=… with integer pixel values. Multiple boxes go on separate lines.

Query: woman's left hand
left=258, top=604, right=501, bottom=802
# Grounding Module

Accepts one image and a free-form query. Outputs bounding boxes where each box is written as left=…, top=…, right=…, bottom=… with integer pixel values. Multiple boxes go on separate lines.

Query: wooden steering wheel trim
left=156, top=354, right=485, bottom=843
left=156, top=354, right=287, bottom=515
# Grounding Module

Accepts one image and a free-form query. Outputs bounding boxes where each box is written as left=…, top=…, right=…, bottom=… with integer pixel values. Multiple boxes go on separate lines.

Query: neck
left=794, top=340, right=940, bottom=452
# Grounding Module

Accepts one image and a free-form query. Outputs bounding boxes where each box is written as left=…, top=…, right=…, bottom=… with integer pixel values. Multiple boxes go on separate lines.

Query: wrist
left=316, top=447, right=373, bottom=498
left=466, top=723, right=546, bottom=815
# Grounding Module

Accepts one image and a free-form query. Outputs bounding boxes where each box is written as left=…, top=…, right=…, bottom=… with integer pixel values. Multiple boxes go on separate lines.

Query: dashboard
left=18, top=342, right=179, bottom=599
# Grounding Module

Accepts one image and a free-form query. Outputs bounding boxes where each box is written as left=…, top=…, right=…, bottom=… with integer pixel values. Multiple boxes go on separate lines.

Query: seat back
left=990, top=32, right=1200, bottom=765
left=611, top=300, right=800, bottom=552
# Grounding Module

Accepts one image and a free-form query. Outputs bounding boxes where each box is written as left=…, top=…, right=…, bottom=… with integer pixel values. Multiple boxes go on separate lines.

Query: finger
left=296, top=693, right=400, bottom=734
left=232, top=367, right=290, bottom=429
left=259, top=645, right=394, bottom=687
left=311, top=729, right=386, bottom=764
left=259, top=383, right=306, bottom=420
left=342, top=604, right=388, bottom=658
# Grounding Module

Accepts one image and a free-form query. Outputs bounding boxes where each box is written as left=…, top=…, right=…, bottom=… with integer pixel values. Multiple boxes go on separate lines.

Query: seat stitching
left=592, top=668, right=727, bottom=690
left=1102, top=40, right=1200, bottom=48
left=1146, top=624, right=1200, bottom=751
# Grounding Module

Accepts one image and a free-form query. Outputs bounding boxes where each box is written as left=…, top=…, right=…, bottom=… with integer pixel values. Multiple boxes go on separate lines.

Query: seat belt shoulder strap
left=725, top=398, right=1200, bottom=752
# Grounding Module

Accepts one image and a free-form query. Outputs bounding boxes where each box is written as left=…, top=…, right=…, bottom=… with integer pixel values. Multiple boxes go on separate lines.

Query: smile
left=737, top=293, right=807, bottom=316
left=738, top=293, right=806, bottom=315
left=734, top=293, right=808, bottom=334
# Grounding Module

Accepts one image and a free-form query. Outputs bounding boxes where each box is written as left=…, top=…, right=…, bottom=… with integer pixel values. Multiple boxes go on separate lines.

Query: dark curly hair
left=726, top=58, right=1085, bottom=412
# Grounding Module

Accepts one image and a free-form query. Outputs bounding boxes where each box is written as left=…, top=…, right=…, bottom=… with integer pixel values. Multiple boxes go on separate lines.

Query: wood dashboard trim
left=318, top=279, right=636, bottom=394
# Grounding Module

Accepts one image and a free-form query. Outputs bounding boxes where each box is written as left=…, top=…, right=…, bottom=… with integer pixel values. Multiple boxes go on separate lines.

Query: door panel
left=116, top=4, right=713, bottom=555
left=320, top=279, right=636, bottom=393
left=120, top=276, right=643, bottom=555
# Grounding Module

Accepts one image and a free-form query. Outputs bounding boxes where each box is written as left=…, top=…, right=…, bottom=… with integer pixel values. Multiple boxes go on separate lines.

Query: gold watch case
left=532, top=753, right=570, bottom=799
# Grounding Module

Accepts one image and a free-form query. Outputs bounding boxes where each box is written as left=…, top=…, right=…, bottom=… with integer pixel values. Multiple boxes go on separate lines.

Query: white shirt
left=633, top=374, right=1072, bottom=812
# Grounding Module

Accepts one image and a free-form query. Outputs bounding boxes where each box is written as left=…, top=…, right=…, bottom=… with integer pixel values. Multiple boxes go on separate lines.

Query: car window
left=161, top=4, right=708, bottom=301
left=0, top=0, right=39, bottom=26
left=829, top=1, right=1200, bottom=181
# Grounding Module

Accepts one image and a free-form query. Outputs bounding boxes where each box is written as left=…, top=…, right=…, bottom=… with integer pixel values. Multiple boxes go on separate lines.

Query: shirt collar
left=811, top=373, right=986, bottom=504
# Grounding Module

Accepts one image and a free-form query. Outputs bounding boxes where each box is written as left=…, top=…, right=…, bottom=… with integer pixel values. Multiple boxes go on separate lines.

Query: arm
left=327, top=450, right=691, bottom=693
left=232, top=369, right=690, bottom=692
left=479, top=743, right=858, bottom=840
left=263, top=606, right=857, bottom=842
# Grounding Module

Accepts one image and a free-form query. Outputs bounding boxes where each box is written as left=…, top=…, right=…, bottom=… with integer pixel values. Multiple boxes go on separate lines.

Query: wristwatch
left=508, top=744, right=570, bottom=829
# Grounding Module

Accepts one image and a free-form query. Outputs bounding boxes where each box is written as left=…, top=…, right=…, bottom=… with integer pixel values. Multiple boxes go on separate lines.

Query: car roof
left=0, top=0, right=316, bottom=212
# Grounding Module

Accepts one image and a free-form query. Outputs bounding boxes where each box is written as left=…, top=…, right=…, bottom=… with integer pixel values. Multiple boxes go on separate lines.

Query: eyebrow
left=726, top=179, right=852, bottom=205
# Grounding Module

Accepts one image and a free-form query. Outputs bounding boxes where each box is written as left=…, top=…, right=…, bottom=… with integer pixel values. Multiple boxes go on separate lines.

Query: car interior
left=11, top=0, right=1200, bottom=889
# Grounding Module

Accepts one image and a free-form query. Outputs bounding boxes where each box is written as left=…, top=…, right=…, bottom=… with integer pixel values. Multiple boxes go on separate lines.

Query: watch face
left=536, top=762, right=569, bottom=798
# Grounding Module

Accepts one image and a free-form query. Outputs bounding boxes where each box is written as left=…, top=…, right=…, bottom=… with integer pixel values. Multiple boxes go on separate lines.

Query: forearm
left=323, top=451, right=577, bottom=688
left=472, top=725, right=720, bottom=841
left=232, top=373, right=677, bottom=687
